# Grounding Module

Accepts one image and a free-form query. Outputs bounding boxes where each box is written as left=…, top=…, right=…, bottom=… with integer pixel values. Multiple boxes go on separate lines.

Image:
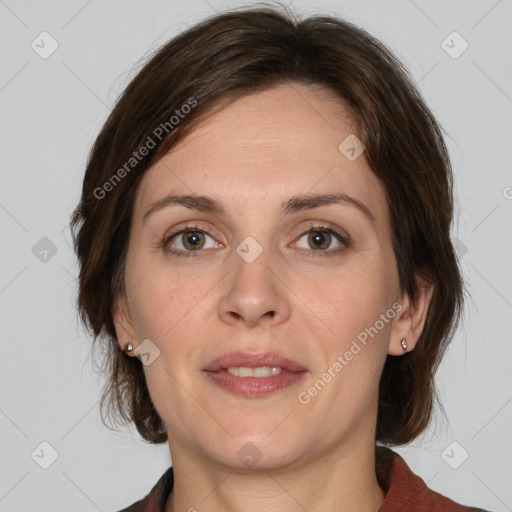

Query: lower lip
left=204, top=369, right=307, bottom=397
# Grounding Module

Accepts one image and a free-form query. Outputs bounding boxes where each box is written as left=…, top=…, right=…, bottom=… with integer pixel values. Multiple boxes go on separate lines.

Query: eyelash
left=162, top=222, right=350, bottom=259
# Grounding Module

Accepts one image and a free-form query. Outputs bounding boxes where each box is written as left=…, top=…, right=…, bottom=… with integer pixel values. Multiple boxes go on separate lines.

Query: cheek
left=309, top=262, right=395, bottom=335
left=124, top=255, right=179, bottom=339
left=298, top=279, right=393, bottom=422
left=125, top=261, right=218, bottom=344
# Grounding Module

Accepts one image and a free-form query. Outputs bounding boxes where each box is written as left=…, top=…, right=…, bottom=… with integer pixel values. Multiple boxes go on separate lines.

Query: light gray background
left=1, top=0, right=511, bottom=511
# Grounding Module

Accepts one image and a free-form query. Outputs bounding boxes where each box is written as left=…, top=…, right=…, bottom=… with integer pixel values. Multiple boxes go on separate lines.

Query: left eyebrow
left=282, top=193, right=376, bottom=222
left=142, top=192, right=376, bottom=223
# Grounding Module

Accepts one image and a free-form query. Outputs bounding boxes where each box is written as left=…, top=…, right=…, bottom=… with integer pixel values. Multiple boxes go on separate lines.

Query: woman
left=70, top=5, right=488, bottom=511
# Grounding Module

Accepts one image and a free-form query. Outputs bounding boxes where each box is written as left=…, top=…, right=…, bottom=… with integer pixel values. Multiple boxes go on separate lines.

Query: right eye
left=163, top=224, right=223, bottom=257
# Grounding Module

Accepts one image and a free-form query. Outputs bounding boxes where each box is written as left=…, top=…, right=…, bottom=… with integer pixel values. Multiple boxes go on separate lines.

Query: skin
left=112, top=82, right=433, bottom=512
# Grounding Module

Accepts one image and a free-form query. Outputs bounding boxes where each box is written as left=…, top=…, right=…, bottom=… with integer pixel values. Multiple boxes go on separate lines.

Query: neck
left=165, top=439, right=385, bottom=512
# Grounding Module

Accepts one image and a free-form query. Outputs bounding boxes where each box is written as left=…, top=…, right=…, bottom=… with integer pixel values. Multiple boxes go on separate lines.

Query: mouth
left=203, top=351, right=307, bottom=372
left=203, top=351, right=308, bottom=398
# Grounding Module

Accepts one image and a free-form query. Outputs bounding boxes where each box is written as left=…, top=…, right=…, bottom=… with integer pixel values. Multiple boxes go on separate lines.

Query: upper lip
left=203, top=351, right=307, bottom=372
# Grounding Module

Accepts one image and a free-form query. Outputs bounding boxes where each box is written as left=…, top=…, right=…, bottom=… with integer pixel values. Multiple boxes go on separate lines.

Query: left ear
left=388, top=272, right=434, bottom=355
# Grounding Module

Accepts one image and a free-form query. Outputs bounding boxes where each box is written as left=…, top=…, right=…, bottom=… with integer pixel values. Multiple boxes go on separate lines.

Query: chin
left=206, top=430, right=302, bottom=472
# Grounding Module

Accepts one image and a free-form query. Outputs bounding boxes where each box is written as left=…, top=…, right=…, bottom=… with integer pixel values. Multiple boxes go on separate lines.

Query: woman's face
left=114, top=83, right=410, bottom=470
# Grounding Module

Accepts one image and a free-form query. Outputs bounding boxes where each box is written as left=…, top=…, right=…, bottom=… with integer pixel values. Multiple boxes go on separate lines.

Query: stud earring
left=125, top=343, right=134, bottom=353
left=401, top=339, right=407, bottom=353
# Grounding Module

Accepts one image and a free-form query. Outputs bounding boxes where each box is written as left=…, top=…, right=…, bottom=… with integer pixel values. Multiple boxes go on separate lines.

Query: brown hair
left=70, top=4, right=464, bottom=446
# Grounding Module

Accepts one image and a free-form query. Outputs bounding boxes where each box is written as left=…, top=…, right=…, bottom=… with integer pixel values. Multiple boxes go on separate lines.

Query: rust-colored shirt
left=118, top=447, right=489, bottom=511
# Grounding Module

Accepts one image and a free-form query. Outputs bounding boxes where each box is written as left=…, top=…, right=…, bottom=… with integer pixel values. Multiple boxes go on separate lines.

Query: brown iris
left=182, top=231, right=206, bottom=250
left=308, top=230, right=331, bottom=250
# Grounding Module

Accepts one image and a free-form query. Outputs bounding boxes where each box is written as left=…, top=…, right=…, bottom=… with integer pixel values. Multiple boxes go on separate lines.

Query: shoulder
left=376, top=446, right=491, bottom=512
left=116, top=466, right=174, bottom=512
left=429, top=488, right=490, bottom=512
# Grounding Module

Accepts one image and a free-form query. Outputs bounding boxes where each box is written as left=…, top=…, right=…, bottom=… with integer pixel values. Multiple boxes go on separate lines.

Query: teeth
left=226, top=366, right=282, bottom=377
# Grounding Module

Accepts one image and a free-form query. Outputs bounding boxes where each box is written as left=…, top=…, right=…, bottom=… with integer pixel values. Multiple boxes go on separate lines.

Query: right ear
left=111, top=295, right=136, bottom=351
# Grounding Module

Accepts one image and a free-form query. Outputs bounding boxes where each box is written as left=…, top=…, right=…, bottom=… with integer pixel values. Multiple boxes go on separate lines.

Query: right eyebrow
left=143, top=194, right=225, bottom=223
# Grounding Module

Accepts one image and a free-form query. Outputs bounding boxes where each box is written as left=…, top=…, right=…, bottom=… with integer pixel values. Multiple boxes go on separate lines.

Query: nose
left=217, top=245, right=291, bottom=329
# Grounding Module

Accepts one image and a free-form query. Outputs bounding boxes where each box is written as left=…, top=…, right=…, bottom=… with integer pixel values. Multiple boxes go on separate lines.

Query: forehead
left=135, top=83, right=388, bottom=225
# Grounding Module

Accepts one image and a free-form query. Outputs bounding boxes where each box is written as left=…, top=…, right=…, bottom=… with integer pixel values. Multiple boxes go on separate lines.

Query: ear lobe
left=388, top=275, right=434, bottom=356
left=111, top=296, right=136, bottom=350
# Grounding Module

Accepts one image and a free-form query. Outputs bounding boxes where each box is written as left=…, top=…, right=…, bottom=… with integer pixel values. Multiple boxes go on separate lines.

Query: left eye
left=294, top=228, right=345, bottom=252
